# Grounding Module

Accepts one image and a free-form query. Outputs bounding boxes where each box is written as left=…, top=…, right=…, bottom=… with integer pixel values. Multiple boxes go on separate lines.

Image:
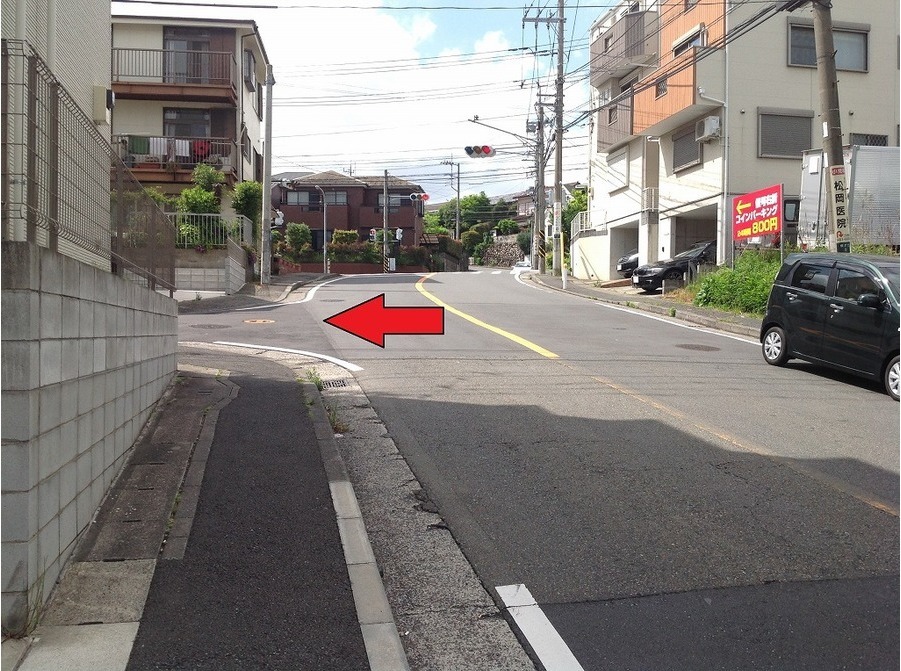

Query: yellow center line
left=416, top=274, right=559, bottom=359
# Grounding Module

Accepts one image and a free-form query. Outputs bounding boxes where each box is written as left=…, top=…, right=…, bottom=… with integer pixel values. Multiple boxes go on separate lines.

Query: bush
left=191, top=163, right=225, bottom=192
left=694, top=250, right=782, bottom=315
left=496, top=219, right=519, bottom=235
left=177, top=186, right=220, bottom=214
left=461, top=230, right=482, bottom=254
left=328, top=242, right=381, bottom=264
left=231, top=181, right=262, bottom=225
left=516, top=231, right=531, bottom=255
left=437, top=235, right=464, bottom=259
left=397, top=246, right=430, bottom=267
left=286, top=222, right=312, bottom=251
left=331, top=230, right=359, bottom=245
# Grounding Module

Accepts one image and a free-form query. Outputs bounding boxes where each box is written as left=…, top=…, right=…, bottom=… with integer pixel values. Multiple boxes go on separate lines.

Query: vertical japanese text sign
left=828, top=165, right=850, bottom=253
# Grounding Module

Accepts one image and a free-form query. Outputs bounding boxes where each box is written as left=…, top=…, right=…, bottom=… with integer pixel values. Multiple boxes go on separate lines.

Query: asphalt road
left=180, top=269, right=899, bottom=670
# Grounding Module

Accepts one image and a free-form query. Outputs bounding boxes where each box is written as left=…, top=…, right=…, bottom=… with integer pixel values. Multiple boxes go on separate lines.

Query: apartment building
left=575, top=0, right=900, bottom=282
left=111, top=15, right=270, bottom=197
left=273, top=171, right=426, bottom=248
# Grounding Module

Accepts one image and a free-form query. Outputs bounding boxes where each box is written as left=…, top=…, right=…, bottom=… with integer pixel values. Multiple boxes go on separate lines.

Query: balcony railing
left=112, top=48, right=236, bottom=89
left=168, top=213, right=252, bottom=249
left=590, top=10, right=658, bottom=88
left=113, top=134, right=237, bottom=174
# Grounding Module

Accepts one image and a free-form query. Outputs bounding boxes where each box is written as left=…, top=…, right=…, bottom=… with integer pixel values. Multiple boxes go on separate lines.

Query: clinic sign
left=732, top=184, right=782, bottom=241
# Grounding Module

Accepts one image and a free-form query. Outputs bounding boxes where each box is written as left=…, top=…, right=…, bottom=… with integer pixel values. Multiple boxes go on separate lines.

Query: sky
left=112, top=0, right=606, bottom=203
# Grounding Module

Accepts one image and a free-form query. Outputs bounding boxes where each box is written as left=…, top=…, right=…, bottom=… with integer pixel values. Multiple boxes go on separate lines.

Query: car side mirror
left=857, top=293, right=884, bottom=309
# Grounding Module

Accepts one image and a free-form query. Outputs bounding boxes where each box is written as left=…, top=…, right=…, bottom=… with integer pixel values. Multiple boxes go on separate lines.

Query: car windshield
left=672, top=244, right=708, bottom=260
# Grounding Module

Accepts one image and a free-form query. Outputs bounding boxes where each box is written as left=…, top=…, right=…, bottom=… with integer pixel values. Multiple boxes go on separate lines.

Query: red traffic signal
left=410, top=193, right=429, bottom=201
left=465, top=145, right=495, bottom=158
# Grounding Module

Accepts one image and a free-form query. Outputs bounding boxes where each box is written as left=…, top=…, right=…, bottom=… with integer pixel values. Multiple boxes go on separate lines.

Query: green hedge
left=693, top=250, right=783, bottom=315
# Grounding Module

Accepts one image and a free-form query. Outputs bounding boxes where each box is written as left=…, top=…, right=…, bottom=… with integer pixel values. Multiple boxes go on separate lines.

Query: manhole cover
left=190, top=324, right=229, bottom=329
left=322, top=379, right=348, bottom=389
left=675, top=343, right=720, bottom=352
left=244, top=319, right=275, bottom=324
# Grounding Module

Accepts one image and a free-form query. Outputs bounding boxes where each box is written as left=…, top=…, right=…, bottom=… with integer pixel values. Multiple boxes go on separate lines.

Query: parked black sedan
left=616, top=249, right=639, bottom=278
left=631, top=240, right=716, bottom=292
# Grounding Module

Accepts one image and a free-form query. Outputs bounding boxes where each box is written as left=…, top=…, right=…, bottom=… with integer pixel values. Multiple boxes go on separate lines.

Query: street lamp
left=314, top=185, right=328, bottom=274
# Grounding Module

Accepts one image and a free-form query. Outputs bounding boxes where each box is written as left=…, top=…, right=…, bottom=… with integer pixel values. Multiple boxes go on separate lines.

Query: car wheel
left=762, top=326, right=790, bottom=366
left=666, top=269, right=683, bottom=280
left=885, top=355, right=900, bottom=401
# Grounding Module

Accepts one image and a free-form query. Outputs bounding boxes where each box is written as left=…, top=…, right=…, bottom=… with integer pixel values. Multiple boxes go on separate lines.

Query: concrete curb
left=304, top=381, right=412, bottom=671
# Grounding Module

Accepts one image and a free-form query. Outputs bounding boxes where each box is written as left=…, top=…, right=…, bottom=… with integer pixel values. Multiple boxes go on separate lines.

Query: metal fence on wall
left=1, top=39, right=175, bottom=291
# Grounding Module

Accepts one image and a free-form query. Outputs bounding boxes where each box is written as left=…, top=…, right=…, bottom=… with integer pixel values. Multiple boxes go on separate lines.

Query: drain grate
left=322, top=379, right=348, bottom=389
left=190, top=324, right=229, bottom=329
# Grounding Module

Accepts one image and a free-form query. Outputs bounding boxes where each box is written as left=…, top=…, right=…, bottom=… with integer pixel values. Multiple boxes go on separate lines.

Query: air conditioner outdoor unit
left=695, top=115, right=721, bottom=142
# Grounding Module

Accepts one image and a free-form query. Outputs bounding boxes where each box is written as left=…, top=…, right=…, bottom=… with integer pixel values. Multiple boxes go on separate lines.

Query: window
left=243, top=49, right=257, bottom=91
left=323, top=191, right=348, bottom=205
left=684, top=0, right=699, bottom=9
left=285, top=191, right=309, bottom=206
left=790, top=262, right=831, bottom=294
left=240, top=126, right=250, bottom=160
left=163, top=28, right=210, bottom=84
left=655, top=78, right=667, bottom=98
left=607, top=149, right=628, bottom=190
left=378, top=193, right=403, bottom=212
left=673, top=126, right=701, bottom=171
left=673, top=31, right=704, bottom=57
left=758, top=108, right=813, bottom=158
left=163, top=108, right=210, bottom=137
left=850, top=133, right=888, bottom=146
left=604, top=36, right=613, bottom=53
left=835, top=268, right=878, bottom=301
left=256, top=83, right=263, bottom=118
left=789, top=24, right=868, bottom=71
left=607, top=105, right=618, bottom=125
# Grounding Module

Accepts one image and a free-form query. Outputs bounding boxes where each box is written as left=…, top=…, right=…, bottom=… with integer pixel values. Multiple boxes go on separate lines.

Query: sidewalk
left=3, top=294, right=409, bottom=670
left=526, top=271, right=762, bottom=339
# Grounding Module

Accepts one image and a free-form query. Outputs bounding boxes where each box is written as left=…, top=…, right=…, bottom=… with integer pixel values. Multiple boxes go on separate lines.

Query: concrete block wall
left=175, top=266, right=227, bottom=291
left=1, top=242, right=177, bottom=632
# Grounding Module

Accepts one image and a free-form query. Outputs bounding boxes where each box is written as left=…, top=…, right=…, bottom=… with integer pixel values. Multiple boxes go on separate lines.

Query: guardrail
left=169, top=212, right=252, bottom=249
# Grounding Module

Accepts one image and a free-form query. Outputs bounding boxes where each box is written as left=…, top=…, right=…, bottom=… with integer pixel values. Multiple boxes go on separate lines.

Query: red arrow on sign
left=323, top=294, right=445, bottom=348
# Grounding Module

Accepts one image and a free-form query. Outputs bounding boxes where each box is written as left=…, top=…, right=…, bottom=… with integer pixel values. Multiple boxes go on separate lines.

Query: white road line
left=210, top=341, right=364, bottom=372
left=492, top=270, right=503, bottom=275
left=495, top=584, right=585, bottom=671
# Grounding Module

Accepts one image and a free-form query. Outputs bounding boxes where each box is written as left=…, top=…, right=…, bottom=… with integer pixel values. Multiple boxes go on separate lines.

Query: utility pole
left=441, top=160, right=461, bottom=239
left=533, top=106, right=547, bottom=273
left=553, top=0, right=566, bottom=282
left=812, top=0, right=848, bottom=252
left=315, top=185, right=328, bottom=274
left=260, top=63, right=274, bottom=284
left=382, top=170, right=389, bottom=273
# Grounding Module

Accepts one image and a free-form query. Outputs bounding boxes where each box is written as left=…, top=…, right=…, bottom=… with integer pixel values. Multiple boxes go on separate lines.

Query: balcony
left=590, top=10, right=658, bottom=89
left=114, top=134, right=238, bottom=185
left=633, top=46, right=725, bottom=137
left=596, top=96, right=633, bottom=153
left=112, top=48, right=238, bottom=104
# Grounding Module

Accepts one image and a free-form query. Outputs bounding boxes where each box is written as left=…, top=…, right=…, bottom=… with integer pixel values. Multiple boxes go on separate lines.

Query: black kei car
left=760, top=252, right=900, bottom=400
left=631, top=240, right=716, bottom=292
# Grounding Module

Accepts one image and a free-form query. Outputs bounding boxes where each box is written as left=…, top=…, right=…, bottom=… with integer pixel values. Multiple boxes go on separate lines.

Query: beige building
left=574, top=0, right=900, bottom=282
left=111, top=15, right=270, bottom=197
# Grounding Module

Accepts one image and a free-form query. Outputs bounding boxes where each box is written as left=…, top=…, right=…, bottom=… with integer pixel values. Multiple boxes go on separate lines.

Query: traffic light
left=409, top=193, right=429, bottom=201
left=464, top=145, right=495, bottom=158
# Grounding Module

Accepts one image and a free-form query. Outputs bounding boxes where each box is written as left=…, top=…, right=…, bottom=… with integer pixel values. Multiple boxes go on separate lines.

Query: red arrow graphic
left=323, top=294, right=445, bottom=348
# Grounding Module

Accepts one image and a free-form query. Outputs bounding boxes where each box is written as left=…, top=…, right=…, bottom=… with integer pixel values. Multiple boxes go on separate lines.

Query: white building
left=575, top=0, right=900, bottom=282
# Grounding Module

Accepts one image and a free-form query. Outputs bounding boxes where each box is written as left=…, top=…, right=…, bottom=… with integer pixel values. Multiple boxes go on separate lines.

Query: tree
left=460, top=192, right=492, bottom=231
left=231, top=181, right=263, bottom=226
left=286, top=222, right=312, bottom=251
left=496, top=219, right=519, bottom=235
